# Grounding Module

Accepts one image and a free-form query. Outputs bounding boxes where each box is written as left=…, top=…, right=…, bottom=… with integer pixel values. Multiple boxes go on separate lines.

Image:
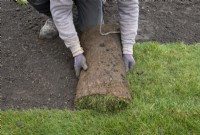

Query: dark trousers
left=28, top=0, right=103, bottom=31
left=28, top=0, right=51, bottom=17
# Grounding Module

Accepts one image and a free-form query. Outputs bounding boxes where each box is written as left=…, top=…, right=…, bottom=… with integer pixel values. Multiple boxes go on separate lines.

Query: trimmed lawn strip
left=1, top=42, right=200, bottom=135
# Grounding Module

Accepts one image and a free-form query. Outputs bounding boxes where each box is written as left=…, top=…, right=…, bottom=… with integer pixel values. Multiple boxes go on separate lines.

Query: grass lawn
left=16, top=0, right=28, bottom=5
left=1, top=42, right=200, bottom=135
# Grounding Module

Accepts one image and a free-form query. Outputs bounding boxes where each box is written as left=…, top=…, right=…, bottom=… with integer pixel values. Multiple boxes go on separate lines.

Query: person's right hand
left=74, top=54, right=88, bottom=78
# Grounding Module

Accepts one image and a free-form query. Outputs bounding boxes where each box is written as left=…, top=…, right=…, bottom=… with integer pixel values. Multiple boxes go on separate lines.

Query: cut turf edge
left=75, top=95, right=131, bottom=112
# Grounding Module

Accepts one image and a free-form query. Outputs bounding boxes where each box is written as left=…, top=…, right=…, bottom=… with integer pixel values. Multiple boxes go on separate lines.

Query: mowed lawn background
left=1, top=42, right=200, bottom=135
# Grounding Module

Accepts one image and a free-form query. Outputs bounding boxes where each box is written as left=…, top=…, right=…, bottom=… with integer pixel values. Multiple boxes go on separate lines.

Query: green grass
left=1, top=42, right=200, bottom=135
left=16, top=0, right=28, bottom=5
left=76, top=95, right=130, bottom=112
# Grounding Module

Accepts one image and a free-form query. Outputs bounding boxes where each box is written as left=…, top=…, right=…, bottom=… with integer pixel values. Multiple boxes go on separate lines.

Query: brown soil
left=1, top=0, right=200, bottom=110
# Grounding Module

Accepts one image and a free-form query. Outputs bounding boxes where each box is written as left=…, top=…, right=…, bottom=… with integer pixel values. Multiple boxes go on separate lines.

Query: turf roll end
left=75, top=25, right=132, bottom=112
left=76, top=95, right=130, bottom=112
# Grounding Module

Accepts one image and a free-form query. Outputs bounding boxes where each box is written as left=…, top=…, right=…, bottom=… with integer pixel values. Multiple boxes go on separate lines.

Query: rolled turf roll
left=75, top=25, right=132, bottom=112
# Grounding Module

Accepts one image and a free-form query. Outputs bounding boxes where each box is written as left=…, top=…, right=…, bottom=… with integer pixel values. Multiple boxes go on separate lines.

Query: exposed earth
left=1, top=0, right=200, bottom=110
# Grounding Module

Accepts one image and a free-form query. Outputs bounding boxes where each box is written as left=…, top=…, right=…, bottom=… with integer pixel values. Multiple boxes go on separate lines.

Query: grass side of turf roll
left=16, top=0, right=28, bottom=5
left=76, top=95, right=130, bottom=112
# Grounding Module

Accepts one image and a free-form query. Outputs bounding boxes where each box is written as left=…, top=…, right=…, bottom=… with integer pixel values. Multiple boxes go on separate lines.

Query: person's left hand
left=123, top=54, right=136, bottom=72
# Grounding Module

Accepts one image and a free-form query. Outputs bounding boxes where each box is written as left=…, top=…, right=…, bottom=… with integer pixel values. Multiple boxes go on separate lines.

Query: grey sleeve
left=118, top=0, right=139, bottom=54
left=50, top=0, right=83, bottom=57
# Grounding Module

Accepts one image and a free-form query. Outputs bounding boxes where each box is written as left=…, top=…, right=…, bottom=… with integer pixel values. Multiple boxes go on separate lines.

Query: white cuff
left=69, top=45, right=84, bottom=57
left=123, top=44, right=133, bottom=54
left=64, top=37, right=84, bottom=57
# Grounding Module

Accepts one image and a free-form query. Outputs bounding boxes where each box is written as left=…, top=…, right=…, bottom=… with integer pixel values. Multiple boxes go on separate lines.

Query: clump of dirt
left=1, top=0, right=200, bottom=110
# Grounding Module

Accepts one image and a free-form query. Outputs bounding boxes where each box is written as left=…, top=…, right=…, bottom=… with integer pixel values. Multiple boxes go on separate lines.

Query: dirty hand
left=74, top=54, right=88, bottom=77
left=123, top=54, right=136, bottom=72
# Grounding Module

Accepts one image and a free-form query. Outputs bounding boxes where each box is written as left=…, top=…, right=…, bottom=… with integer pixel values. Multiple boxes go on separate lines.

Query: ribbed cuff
left=69, top=45, right=84, bottom=57
left=64, top=38, right=84, bottom=57
left=123, top=44, right=133, bottom=54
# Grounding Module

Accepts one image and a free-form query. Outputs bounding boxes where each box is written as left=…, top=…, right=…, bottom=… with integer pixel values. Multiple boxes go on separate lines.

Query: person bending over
left=28, top=0, right=139, bottom=77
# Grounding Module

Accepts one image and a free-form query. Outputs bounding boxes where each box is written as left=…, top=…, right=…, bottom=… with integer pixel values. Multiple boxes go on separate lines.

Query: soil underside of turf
left=1, top=0, right=200, bottom=110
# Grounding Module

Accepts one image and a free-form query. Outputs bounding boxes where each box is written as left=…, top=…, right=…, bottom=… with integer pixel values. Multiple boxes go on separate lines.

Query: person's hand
left=123, top=54, right=136, bottom=72
left=74, top=54, right=88, bottom=78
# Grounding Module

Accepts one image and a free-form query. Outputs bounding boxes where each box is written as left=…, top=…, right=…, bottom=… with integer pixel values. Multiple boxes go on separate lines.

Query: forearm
left=50, top=0, right=83, bottom=56
left=118, top=0, right=139, bottom=54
